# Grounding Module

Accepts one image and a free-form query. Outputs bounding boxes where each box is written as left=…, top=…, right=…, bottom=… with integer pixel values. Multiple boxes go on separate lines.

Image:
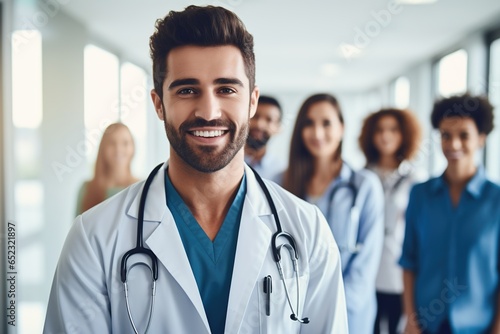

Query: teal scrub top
left=165, top=172, right=246, bottom=334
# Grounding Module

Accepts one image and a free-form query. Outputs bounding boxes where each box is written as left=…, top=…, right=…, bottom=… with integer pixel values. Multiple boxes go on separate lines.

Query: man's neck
left=167, top=150, right=245, bottom=240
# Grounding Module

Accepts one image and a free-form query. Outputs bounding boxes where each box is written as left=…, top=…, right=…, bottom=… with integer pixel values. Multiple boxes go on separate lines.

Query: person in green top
left=76, top=122, right=139, bottom=215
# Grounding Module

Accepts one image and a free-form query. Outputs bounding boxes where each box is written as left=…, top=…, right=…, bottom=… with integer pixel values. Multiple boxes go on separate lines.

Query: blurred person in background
left=245, top=95, right=286, bottom=182
left=359, top=108, right=422, bottom=334
left=76, top=122, right=139, bottom=215
left=283, top=93, right=384, bottom=334
left=400, top=94, right=500, bottom=334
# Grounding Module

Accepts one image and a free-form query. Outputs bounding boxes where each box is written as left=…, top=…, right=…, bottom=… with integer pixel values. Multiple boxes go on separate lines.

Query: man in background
left=245, top=95, right=286, bottom=182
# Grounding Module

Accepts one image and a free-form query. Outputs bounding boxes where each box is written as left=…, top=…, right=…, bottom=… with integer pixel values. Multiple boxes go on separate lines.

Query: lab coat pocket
left=259, top=274, right=309, bottom=334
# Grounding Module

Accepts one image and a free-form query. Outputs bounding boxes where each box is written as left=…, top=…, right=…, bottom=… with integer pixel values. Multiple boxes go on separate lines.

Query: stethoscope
left=325, top=164, right=362, bottom=254
left=120, top=163, right=309, bottom=334
left=380, top=170, right=409, bottom=236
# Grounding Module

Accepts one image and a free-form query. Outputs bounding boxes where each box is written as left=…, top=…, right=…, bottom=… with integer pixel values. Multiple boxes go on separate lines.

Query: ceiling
left=59, top=0, right=500, bottom=94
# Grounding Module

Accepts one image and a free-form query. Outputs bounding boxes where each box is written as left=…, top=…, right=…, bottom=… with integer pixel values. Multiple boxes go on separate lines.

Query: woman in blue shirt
left=400, top=94, right=500, bottom=334
left=283, top=93, right=384, bottom=334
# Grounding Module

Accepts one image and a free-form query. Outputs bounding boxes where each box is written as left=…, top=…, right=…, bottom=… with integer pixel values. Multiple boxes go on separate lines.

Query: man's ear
left=151, top=89, right=164, bottom=120
left=249, top=86, right=260, bottom=118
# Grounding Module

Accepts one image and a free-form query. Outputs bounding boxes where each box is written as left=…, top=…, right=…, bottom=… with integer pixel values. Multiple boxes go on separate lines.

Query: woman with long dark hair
left=283, top=93, right=384, bottom=334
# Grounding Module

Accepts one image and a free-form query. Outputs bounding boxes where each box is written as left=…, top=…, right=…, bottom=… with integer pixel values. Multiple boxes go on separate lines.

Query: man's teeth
left=192, top=130, right=225, bottom=138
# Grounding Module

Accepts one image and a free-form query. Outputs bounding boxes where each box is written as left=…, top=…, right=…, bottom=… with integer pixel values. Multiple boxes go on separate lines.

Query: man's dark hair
left=431, top=93, right=494, bottom=134
left=149, top=5, right=255, bottom=100
left=258, top=95, right=283, bottom=121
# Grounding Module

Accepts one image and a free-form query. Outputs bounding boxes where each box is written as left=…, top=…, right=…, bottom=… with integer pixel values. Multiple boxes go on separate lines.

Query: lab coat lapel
left=225, top=165, right=277, bottom=333
left=146, top=213, right=211, bottom=333
left=126, top=162, right=210, bottom=333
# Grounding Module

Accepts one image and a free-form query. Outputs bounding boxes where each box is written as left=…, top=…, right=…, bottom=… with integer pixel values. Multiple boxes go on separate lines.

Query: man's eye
left=219, top=87, right=235, bottom=94
left=178, top=88, right=196, bottom=95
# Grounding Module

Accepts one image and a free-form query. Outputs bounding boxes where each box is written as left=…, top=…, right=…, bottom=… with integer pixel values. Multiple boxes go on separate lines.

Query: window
left=393, top=76, right=410, bottom=109
left=437, top=49, right=468, bottom=97
left=11, top=29, right=46, bottom=334
left=486, top=38, right=500, bottom=181
left=12, top=30, right=43, bottom=128
left=120, top=62, right=148, bottom=177
left=84, top=45, right=120, bottom=164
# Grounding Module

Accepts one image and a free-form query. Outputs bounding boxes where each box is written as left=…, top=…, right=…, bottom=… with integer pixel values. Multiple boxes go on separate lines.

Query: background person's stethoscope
left=120, top=163, right=309, bottom=334
left=325, top=164, right=362, bottom=254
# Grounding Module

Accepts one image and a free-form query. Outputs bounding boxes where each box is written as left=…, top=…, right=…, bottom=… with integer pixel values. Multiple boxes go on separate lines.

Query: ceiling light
left=321, top=63, right=339, bottom=77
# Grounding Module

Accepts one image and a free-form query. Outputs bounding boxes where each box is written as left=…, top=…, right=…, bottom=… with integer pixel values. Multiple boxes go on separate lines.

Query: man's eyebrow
left=168, top=78, right=200, bottom=90
left=214, top=78, right=244, bottom=87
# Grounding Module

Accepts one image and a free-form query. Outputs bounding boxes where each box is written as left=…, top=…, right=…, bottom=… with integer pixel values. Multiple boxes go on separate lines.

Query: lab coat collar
left=126, top=162, right=168, bottom=221
left=126, top=162, right=285, bottom=220
left=126, top=161, right=284, bottom=333
left=243, top=163, right=285, bottom=215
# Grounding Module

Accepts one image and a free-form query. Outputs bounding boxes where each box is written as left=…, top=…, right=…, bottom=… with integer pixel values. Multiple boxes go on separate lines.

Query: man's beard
left=164, top=116, right=249, bottom=173
left=246, top=132, right=270, bottom=150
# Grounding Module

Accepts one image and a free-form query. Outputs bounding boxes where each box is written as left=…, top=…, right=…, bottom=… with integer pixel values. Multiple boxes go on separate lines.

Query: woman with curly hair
left=359, top=108, right=422, bottom=334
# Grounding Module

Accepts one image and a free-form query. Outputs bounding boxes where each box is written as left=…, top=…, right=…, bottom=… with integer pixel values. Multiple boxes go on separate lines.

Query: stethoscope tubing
left=121, top=163, right=309, bottom=332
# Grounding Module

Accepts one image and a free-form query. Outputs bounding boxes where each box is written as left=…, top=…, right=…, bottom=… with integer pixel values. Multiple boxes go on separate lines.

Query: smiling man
left=43, top=5, right=347, bottom=334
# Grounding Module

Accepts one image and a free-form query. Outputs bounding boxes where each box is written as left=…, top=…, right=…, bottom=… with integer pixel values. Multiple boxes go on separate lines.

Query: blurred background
left=1, top=0, right=500, bottom=332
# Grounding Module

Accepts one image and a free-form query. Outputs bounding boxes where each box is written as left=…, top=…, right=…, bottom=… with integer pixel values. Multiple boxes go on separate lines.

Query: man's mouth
left=190, top=130, right=227, bottom=138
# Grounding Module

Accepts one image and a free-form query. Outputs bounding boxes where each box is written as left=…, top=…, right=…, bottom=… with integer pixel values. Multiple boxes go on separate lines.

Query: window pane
left=487, top=38, right=500, bottom=181
left=437, top=49, right=468, bottom=97
left=393, top=76, right=410, bottom=109
left=84, top=45, right=120, bottom=162
left=12, top=30, right=42, bottom=129
left=120, top=62, right=148, bottom=177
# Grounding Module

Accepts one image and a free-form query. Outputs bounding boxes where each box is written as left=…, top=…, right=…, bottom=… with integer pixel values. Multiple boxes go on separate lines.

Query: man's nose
left=194, top=93, right=222, bottom=121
